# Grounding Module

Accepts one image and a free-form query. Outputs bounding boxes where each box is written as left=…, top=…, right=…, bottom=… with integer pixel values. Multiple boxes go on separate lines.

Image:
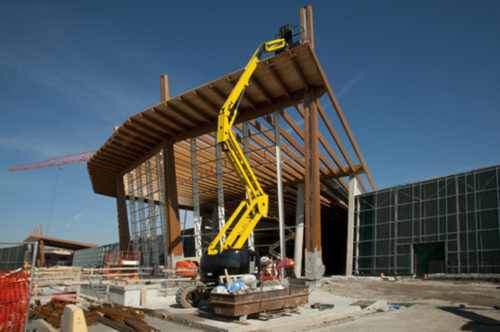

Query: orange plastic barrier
left=0, top=270, right=30, bottom=332
left=175, top=261, right=197, bottom=278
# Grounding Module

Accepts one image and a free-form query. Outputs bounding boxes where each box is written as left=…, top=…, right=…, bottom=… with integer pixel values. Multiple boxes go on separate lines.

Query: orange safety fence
left=0, top=270, right=30, bottom=332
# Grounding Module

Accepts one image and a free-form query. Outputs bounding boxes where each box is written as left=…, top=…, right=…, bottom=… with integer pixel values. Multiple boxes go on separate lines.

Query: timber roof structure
left=87, top=41, right=376, bottom=217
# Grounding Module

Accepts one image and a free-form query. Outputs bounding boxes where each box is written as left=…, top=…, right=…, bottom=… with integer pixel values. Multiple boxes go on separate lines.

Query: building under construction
left=85, top=5, right=376, bottom=279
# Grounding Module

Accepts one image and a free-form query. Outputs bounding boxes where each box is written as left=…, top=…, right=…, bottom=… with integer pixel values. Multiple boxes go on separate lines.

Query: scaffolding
left=354, top=165, right=500, bottom=275
left=126, top=154, right=166, bottom=267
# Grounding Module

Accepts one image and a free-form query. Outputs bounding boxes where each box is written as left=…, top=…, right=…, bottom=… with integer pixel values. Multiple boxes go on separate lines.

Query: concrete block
left=60, top=304, right=88, bottom=332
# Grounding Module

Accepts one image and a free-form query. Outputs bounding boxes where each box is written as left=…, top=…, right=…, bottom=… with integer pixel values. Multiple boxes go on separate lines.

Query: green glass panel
left=439, top=216, right=446, bottom=234
left=480, top=231, right=500, bottom=250
left=476, top=169, right=496, bottom=190
left=447, top=177, right=456, bottom=195
left=360, top=210, right=374, bottom=226
left=477, top=190, right=497, bottom=210
left=425, top=218, right=438, bottom=235
left=397, top=186, right=413, bottom=204
left=424, top=200, right=438, bottom=217
left=447, top=197, right=457, bottom=214
left=398, top=221, right=412, bottom=237
left=478, top=209, right=498, bottom=229
left=397, top=204, right=412, bottom=221
left=359, top=225, right=373, bottom=241
left=423, top=182, right=437, bottom=200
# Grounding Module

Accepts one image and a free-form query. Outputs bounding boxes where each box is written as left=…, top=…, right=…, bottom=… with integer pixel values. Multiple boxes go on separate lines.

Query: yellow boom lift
left=177, top=27, right=297, bottom=308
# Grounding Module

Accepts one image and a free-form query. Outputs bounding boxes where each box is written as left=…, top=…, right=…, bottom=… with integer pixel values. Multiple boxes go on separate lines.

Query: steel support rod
left=275, top=112, right=286, bottom=266
left=191, top=138, right=202, bottom=257
left=155, top=153, right=168, bottom=264
left=216, top=142, right=226, bottom=247
left=243, top=121, right=255, bottom=250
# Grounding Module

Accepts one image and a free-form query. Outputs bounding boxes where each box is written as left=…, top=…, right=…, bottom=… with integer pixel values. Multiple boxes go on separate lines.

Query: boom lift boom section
left=208, top=39, right=286, bottom=255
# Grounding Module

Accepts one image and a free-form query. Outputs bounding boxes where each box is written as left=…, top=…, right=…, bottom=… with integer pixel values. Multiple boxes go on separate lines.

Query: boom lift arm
left=207, top=38, right=286, bottom=255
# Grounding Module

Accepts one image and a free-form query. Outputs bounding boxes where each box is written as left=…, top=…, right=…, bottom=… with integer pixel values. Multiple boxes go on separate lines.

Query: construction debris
left=29, top=300, right=159, bottom=331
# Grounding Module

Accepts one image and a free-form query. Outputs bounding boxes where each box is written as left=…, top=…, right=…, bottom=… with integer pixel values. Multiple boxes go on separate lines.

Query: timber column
left=161, top=74, right=183, bottom=267
left=302, top=4, right=324, bottom=280
left=116, top=175, right=130, bottom=251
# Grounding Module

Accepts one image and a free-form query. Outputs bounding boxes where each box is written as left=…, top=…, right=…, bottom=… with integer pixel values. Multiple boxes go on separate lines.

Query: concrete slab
left=137, top=289, right=387, bottom=332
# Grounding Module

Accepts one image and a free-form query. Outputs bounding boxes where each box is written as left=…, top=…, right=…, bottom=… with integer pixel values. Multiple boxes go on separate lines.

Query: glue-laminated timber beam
left=131, top=115, right=169, bottom=139
left=225, top=76, right=258, bottom=111
left=183, top=94, right=218, bottom=120
left=126, top=118, right=166, bottom=141
left=265, top=65, right=291, bottom=99
left=205, top=131, right=300, bottom=184
left=240, top=119, right=306, bottom=179
left=172, top=85, right=324, bottom=145
left=140, top=111, right=177, bottom=135
left=102, top=140, right=146, bottom=159
left=264, top=113, right=339, bottom=178
left=315, top=102, right=368, bottom=193
left=287, top=55, right=310, bottom=90
left=307, top=48, right=376, bottom=191
left=250, top=76, right=273, bottom=105
left=167, top=101, right=210, bottom=126
left=100, top=146, right=137, bottom=165
left=192, top=89, right=225, bottom=116
left=247, top=119, right=308, bottom=176
left=114, top=125, right=157, bottom=150
left=258, top=115, right=334, bottom=178
left=291, top=105, right=350, bottom=191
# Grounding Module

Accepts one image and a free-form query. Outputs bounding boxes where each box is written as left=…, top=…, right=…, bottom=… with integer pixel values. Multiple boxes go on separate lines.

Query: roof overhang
left=24, top=236, right=98, bottom=250
left=88, top=42, right=327, bottom=198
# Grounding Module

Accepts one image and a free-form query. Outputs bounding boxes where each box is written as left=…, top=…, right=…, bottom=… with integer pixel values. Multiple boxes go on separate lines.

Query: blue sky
left=1, top=1, right=499, bottom=245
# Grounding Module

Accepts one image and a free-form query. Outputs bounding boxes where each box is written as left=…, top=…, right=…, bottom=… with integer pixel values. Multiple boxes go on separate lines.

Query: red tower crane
left=9, top=151, right=96, bottom=172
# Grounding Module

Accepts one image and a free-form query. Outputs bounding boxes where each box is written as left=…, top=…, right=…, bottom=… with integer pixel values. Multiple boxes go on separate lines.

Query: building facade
left=354, top=165, right=500, bottom=275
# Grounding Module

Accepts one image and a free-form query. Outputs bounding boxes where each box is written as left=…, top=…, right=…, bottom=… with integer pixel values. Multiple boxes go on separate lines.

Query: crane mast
left=208, top=38, right=286, bottom=255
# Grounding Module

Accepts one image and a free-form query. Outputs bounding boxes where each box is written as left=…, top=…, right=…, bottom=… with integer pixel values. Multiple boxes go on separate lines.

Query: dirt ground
left=319, top=276, right=500, bottom=307
left=311, top=276, right=500, bottom=332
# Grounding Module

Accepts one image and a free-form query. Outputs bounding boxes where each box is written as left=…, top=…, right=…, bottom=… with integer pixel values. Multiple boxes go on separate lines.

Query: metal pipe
left=275, top=112, right=286, bottom=267
left=191, top=138, right=202, bottom=257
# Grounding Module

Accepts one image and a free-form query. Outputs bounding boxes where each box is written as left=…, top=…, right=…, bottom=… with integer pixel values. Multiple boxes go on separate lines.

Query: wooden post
left=164, top=140, right=183, bottom=264
left=116, top=175, right=131, bottom=251
left=160, top=74, right=182, bottom=266
left=161, top=75, right=170, bottom=102
left=39, top=240, right=45, bottom=266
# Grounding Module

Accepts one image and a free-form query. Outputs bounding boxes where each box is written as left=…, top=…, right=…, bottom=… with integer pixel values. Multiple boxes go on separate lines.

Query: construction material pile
left=30, top=300, right=159, bottom=331
left=0, top=269, right=30, bottom=332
